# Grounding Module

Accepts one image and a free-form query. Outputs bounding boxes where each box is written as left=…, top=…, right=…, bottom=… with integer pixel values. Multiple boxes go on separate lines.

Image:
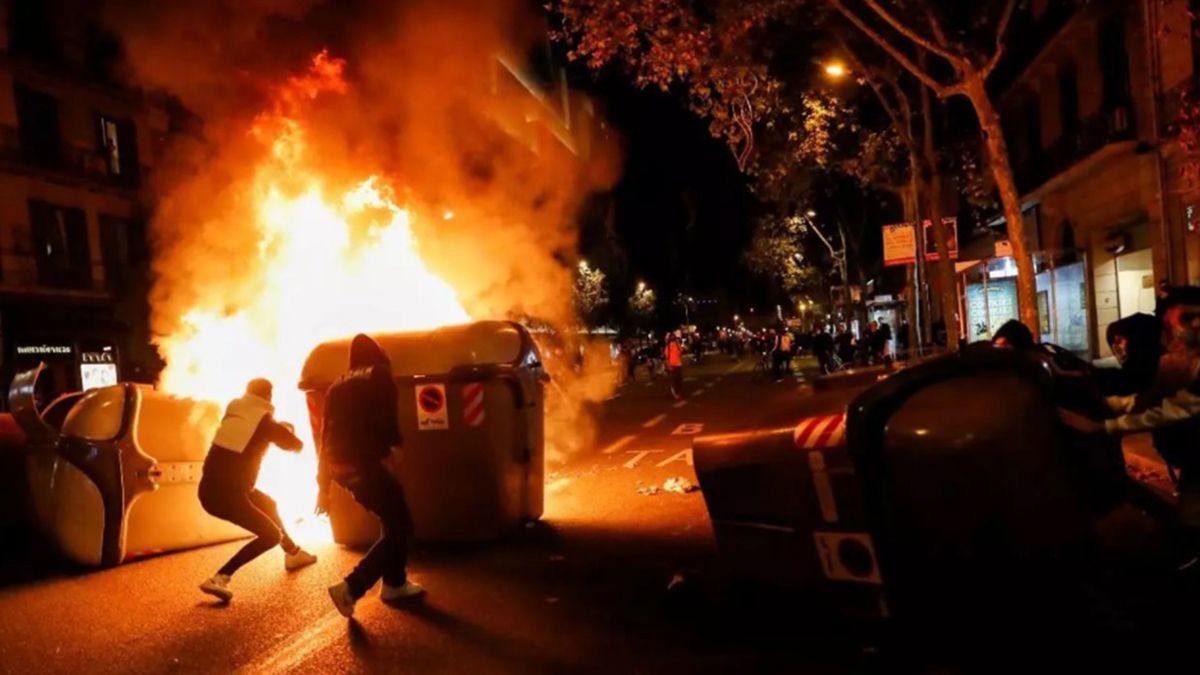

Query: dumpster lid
left=299, top=321, right=537, bottom=390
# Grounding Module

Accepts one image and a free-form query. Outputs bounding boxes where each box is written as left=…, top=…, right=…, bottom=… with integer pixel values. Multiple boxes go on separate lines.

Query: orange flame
left=156, top=53, right=469, bottom=540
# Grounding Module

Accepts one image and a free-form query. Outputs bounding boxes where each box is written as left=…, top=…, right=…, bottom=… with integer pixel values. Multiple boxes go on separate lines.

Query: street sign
left=883, top=218, right=958, bottom=266
left=415, top=383, right=448, bottom=431
left=882, top=224, right=916, bottom=266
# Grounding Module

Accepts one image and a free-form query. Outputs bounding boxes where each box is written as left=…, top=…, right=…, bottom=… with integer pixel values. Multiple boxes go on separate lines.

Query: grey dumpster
left=299, top=321, right=546, bottom=546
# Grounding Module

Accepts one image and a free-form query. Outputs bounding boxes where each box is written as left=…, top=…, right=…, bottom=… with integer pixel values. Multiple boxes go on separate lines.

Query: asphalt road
left=0, top=357, right=871, bottom=675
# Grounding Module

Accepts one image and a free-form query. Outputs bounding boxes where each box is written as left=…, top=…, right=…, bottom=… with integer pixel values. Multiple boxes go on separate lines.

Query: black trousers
left=336, top=467, right=413, bottom=598
left=199, top=484, right=297, bottom=576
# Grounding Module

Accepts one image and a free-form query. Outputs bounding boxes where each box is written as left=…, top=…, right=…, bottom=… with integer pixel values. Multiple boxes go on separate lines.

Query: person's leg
left=342, top=470, right=413, bottom=598
left=247, top=489, right=299, bottom=555
left=214, top=493, right=284, bottom=577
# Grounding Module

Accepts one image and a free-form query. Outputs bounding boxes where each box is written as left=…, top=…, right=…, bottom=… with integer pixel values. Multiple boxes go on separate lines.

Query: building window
left=1099, top=18, right=1130, bottom=108
left=99, top=215, right=147, bottom=293
left=97, top=115, right=140, bottom=186
left=1059, top=64, right=1080, bottom=141
left=14, top=84, right=62, bottom=169
left=28, top=200, right=92, bottom=290
left=1023, top=97, right=1042, bottom=160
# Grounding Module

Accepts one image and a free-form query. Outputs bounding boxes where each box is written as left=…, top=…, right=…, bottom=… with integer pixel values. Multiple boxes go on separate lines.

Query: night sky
left=580, top=74, right=774, bottom=323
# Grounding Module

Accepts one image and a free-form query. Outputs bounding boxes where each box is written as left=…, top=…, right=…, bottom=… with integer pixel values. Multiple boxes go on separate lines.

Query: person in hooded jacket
left=1102, top=312, right=1163, bottom=396
left=198, top=378, right=317, bottom=603
left=319, top=334, right=423, bottom=618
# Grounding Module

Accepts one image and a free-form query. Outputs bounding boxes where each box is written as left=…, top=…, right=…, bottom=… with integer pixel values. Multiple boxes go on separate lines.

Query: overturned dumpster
left=694, top=342, right=1128, bottom=622
left=8, top=364, right=245, bottom=567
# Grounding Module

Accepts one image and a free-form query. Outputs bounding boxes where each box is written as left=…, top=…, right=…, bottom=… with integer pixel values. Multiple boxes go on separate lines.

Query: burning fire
left=156, top=53, right=469, bottom=539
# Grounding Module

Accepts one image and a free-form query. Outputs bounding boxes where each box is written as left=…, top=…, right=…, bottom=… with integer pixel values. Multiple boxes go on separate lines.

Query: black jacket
left=320, top=364, right=402, bottom=468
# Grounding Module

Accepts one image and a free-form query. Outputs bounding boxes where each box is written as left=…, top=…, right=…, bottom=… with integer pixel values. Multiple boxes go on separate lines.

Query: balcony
left=0, top=124, right=141, bottom=195
left=1014, top=104, right=1136, bottom=196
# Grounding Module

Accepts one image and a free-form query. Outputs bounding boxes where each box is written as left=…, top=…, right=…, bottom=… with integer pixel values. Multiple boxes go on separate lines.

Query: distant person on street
left=878, top=321, right=894, bottom=365
left=813, top=328, right=837, bottom=374
left=835, top=325, right=856, bottom=367
left=666, top=332, right=685, bottom=399
left=991, top=320, right=1035, bottom=350
left=1060, top=287, right=1200, bottom=567
left=198, top=378, right=317, bottom=603
left=319, top=334, right=424, bottom=618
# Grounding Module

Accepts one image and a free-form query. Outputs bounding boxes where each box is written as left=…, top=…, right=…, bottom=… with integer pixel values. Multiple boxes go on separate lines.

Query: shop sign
left=16, top=344, right=73, bottom=357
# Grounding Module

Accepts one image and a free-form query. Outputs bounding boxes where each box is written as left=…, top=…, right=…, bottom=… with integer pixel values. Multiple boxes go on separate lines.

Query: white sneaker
left=284, top=549, right=317, bottom=571
left=380, top=580, right=425, bottom=602
left=328, top=582, right=357, bottom=618
left=200, top=574, right=233, bottom=602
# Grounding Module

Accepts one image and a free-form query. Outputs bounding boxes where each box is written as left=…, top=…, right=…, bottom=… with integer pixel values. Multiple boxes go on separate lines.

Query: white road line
left=643, top=414, right=667, bottom=428
left=600, top=434, right=638, bottom=455
left=624, top=449, right=664, bottom=469
left=245, top=611, right=344, bottom=673
left=672, top=400, right=688, bottom=409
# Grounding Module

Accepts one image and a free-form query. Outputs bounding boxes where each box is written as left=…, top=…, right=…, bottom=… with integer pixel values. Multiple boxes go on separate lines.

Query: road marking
left=246, top=611, right=344, bottom=673
left=672, top=400, right=688, bottom=409
left=656, top=449, right=693, bottom=468
left=672, top=423, right=704, bottom=435
left=643, top=414, right=667, bottom=428
left=600, top=434, right=638, bottom=455
left=625, top=449, right=664, bottom=468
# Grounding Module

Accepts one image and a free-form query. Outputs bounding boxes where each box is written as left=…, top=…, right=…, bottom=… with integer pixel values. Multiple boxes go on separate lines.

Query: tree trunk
left=920, top=82, right=961, bottom=351
left=902, top=179, right=922, bottom=357
left=965, top=77, right=1039, bottom=336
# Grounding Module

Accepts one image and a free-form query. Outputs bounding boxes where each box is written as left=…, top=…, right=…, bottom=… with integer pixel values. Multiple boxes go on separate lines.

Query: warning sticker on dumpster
left=415, top=384, right=448, bottom=431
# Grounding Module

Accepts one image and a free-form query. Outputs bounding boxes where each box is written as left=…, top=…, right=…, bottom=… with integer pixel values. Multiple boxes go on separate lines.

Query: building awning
left=955, top=260, right=983, bottom=275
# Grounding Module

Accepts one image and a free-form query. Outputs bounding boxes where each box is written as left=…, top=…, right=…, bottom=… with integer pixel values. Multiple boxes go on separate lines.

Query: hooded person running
left=198, top=378, right=317, bottom=602
left=319, top=334, right=423, bottom=618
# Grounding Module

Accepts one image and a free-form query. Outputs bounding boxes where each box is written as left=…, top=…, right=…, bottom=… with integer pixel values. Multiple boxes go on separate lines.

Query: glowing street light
left=823, top=61, right=849, bottom=80
left=806, top=209, right=817, bottom=218
left=637, top=281, right=647, bottom=292
left=578, top=259, right=589, bottom=271
left=442, top=210, right=455, bottom=221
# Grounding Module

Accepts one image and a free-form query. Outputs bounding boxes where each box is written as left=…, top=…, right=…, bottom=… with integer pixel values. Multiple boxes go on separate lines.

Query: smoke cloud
left=99, top=0, right=622, bottom=462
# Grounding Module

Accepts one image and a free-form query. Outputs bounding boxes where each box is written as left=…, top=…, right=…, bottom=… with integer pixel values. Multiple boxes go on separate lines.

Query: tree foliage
left=744, top=215, right=821, bottom=298
left=574, top=262, right=610, bottom=323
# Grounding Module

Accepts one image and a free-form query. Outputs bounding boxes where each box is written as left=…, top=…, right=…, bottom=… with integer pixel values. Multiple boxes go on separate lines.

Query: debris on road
left=663, top=477, right=697, bottom=494
left=637, top=477, right=699, bottom=496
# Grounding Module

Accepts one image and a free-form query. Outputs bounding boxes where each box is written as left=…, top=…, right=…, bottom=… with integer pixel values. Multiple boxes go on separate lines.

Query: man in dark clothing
left=319, top=334, right=423, bottom=618
left=1061, top=287, right=1200, bottom=567
left=198, top=378, right=316, bottom=603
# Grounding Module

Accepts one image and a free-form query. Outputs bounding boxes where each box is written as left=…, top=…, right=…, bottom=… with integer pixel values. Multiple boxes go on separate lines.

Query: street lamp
left=637, top=281, right=646, bottom=292
left=578, top=259, right=589, bottom=271
left=823, top=61, right=849, bottom=81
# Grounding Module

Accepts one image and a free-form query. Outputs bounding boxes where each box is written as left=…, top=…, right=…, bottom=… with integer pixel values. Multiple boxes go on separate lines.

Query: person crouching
left=198, top=378, right=317, bottom=603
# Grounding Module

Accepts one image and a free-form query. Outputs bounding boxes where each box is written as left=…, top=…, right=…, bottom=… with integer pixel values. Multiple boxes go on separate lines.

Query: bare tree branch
left=836, top=34, right=907, bottom=142
left=827, top=0, right=952, bottom=97
left=983, top=0, right=1018, bottom=78
left=860, top=0, right=960, bottom=63
left=923, top=7, right=951, bottom=49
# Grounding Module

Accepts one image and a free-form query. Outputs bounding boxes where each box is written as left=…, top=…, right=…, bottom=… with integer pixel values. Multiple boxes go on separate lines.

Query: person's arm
left=263, top=416, right=303, bottom=451
left=373, top=367, right=403, bottom=448
left=1103, top=386, right=1200, bottom=434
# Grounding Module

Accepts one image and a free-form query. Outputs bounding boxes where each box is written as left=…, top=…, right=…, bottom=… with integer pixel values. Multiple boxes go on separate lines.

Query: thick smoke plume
left=101, top=0, right=622, bottom=462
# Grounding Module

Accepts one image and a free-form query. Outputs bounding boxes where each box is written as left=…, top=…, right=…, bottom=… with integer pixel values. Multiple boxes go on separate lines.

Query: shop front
left=960, top=251, right=1092, bottom=358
